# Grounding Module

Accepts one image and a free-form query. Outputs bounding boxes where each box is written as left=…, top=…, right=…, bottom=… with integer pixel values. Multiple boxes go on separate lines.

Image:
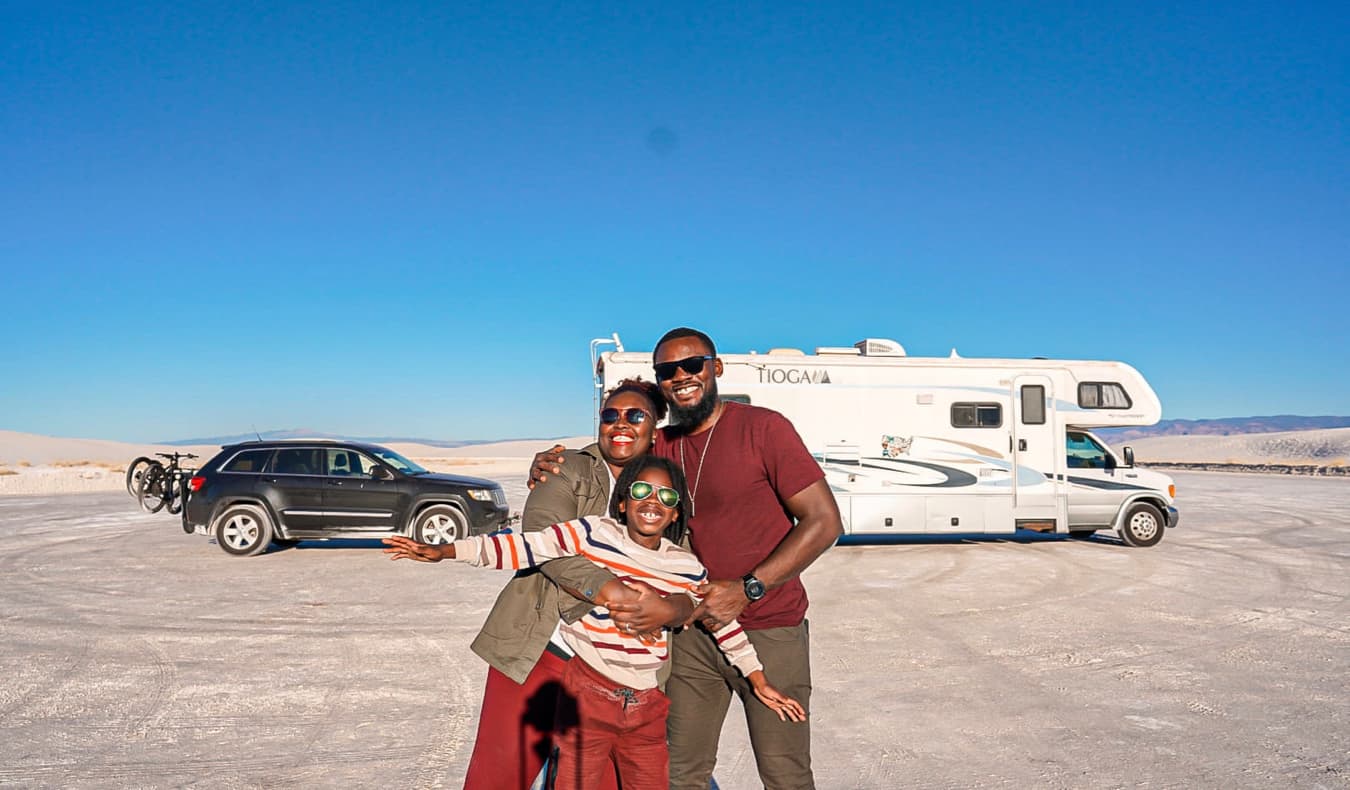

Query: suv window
left=326, top=448, right=378, bottom=477
left=221, top=449, right=273, bottom=473
left=269, top=448, right=322, bottom=475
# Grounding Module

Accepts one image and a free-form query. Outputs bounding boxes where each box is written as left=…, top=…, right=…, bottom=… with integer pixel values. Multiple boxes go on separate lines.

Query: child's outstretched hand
left=747, top=671, right=807, bottom=722
left=382, top=536, right=452, bottom=562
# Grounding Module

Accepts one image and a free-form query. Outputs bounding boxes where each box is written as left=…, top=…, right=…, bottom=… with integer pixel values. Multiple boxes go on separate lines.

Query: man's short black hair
left=609, top=454, right=689, bottom=546
left=654, top=327, right=717, bottom=358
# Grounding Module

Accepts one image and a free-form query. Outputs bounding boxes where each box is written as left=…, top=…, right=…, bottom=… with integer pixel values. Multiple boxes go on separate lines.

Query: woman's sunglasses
left=628, top=481, right=681, bottom=508
left=653, top=355, right=714, bottom=381
left=600, top=407, right=651, bottom=426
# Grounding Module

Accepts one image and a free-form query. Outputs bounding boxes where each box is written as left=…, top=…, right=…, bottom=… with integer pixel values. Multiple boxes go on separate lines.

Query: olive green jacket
left=469, top=443, right=620, bottom=684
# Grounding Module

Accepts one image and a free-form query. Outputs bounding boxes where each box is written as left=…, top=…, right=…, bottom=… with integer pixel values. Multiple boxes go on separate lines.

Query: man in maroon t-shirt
left=532, top=327, right=842, bottom=788
left=642, top=327, right=842, bottom=790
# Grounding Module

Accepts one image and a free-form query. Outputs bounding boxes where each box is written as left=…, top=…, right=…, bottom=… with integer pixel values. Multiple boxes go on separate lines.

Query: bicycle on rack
left=125, top=456, right=157, bottom=497
left=135, top=452, right=199, bottom=514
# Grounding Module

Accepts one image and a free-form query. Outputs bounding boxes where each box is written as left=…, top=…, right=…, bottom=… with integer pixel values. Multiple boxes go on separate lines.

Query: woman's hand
left=382, top=536, right=453, bottom=562
left=607, top=580, right=690, bottom=641
left=747, top=671, right=807, bottom=723
left=527, top=445, right=568, bottom=488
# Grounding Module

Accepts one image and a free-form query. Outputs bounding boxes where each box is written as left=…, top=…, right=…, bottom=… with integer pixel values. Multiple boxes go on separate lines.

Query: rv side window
left=951, top=402, right=1002, bottom=428
left=1021, top=385, right=1046, bottom=425
left=1078, top=382, right=1132, bottom=409
left=722, top=394, right=752, bottom=405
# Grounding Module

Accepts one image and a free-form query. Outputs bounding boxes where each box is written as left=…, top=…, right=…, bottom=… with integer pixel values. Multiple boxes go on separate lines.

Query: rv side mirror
left=1123, top=446, right=1135, bottom=468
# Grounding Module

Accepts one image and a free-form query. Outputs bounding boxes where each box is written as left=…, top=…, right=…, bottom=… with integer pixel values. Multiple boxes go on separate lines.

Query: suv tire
left=412, top=504, right=468, bottom=545
left=214, top=503, right=274, bottom=557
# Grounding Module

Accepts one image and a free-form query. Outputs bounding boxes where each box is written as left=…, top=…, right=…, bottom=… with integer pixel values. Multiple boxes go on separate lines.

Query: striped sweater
left=452, top=515, right=763, bottom=690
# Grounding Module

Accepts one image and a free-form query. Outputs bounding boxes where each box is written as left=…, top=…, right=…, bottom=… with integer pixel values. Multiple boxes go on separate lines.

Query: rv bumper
left=1166, top=506, right=1180, bottom=529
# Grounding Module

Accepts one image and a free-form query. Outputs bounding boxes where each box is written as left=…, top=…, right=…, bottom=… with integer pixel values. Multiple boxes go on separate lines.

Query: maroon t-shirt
left=654, top=401, right=824, bottom=630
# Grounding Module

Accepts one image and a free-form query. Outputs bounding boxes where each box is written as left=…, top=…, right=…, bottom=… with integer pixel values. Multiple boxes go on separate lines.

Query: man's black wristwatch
left=742, top=573, right=767, bottom=602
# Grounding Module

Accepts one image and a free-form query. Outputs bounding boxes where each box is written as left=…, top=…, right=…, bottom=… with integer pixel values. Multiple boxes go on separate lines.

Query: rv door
left=1011, top=375, right=1064, bottom=529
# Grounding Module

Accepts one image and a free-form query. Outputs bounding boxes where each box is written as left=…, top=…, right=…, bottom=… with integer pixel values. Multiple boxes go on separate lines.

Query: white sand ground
left=0, top=430, right=591, bottom=497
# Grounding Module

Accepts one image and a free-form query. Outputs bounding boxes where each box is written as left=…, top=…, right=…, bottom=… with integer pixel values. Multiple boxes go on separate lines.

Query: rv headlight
left=467, top=489, right=495, bottom=501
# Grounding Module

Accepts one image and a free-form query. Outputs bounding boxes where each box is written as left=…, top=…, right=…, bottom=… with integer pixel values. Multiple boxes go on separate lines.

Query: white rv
left=592, top=335, right=1179, bottom=547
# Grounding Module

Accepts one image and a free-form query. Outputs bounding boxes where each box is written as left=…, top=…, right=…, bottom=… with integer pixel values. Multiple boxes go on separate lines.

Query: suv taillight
left=189, top=476, right=206, bottom=492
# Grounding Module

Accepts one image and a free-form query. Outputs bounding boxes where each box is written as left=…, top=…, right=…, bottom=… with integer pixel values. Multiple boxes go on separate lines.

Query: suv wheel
left=412, top=505, right=468, bottom=544
left=214, top=503, right=274, bottom=557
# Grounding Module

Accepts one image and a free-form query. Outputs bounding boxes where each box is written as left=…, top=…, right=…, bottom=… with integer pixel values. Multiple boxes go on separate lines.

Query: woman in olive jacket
left=461, top=379, right=671, bottom=790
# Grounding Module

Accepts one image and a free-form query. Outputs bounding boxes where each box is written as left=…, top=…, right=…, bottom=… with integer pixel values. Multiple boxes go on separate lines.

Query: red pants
left=549, top=657, right=670, bottom=790
left=463, top=649, right=620, bottom=790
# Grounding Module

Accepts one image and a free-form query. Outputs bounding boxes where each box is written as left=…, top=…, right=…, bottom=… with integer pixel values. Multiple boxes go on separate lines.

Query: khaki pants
left=666, top=622, right=814, bottom=790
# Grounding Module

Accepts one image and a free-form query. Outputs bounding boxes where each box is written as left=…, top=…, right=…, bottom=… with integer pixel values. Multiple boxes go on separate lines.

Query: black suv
left=183, top=440, right=511, bottom=556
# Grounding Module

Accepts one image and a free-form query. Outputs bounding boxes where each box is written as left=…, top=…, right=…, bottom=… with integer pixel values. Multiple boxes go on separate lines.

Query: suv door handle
left=326, top=479, right=344, bottom=487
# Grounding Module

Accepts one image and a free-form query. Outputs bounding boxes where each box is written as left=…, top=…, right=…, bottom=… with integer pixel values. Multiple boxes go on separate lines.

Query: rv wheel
left=1119, top=503, right=1164, bottom=548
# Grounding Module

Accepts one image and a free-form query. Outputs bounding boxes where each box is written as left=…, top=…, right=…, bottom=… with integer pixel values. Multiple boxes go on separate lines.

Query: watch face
left=744, top=576, right=766, bottom=601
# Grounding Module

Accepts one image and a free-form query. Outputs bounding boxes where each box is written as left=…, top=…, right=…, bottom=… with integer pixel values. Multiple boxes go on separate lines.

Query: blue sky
left=2, top=2, right=1345, bottom=443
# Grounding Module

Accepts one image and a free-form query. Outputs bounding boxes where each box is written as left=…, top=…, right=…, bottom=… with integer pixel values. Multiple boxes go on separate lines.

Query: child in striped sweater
left=383, top=455, right=805, bottom=790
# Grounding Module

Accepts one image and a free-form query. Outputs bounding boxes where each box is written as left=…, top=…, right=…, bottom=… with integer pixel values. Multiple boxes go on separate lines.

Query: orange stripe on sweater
left=578, top=551, right=698, bottom=593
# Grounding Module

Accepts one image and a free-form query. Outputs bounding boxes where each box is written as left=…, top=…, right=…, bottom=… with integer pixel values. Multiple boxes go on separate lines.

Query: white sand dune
left=1118, top=427, right=1350, bottom=466
left=6, top=425, right=1345, bottom=498
left=0, top=430, right=593, bottom=497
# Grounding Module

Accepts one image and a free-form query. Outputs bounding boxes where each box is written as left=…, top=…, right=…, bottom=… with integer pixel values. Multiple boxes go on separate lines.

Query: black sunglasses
left=653, top=354, right=714, bottom=381
left=629, top=480, right=681, bottom=508
left=600, top=407, right=651, bottom=425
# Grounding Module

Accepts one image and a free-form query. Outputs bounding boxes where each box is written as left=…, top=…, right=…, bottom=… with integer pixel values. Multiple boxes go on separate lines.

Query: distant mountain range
left=1096, top=415, right=1350, bottom=443
left=160, top=429, right=505, bottom=449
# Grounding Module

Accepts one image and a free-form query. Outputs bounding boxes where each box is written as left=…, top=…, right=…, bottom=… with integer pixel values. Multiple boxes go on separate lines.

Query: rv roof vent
left=949, top=348, right=961, bottom=358
left=815, top=346, right=861, bottom=356
left=854, top=338, right=906, bottom=357
left=766, top=348, right=806, bottom=356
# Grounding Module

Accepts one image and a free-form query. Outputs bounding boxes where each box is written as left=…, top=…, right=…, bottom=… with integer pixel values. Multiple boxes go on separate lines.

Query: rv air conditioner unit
left=854, top=338, right=906, bottom=357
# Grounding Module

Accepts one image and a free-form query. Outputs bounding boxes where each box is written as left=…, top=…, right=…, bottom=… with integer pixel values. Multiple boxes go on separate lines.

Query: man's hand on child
left=690, top=579, right=751, bottom=631
left=747, top=672, right=807, bottom=723
left=382, top=536, right=452, bottom=562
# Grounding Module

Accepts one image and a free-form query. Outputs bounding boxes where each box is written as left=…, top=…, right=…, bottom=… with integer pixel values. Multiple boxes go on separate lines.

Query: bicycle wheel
left=137, top=463, right=169, bottom=513
left=125, top=456, right=154, bottom=498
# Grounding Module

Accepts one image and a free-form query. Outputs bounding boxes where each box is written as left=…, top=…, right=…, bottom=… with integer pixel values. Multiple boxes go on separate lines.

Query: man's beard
left=669, top=380, right=718, bottom=431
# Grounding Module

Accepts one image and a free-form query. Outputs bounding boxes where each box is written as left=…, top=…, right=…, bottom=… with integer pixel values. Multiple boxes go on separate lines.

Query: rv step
left=1016, top=520, right=1057, bottom=533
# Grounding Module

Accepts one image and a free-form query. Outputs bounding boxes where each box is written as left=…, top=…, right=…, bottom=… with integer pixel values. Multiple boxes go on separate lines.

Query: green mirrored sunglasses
left=628, top=480, right=680, bottom=508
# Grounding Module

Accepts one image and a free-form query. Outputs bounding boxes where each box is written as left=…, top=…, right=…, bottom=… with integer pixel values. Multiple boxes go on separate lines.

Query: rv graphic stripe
left=816, top=456, right=980, bottom=488
left=1045, top=473, right=1159, bottom=491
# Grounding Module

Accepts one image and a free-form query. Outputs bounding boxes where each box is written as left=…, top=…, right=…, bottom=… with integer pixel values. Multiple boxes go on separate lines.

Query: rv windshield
left=1066, top=432, right=1112, bottom=469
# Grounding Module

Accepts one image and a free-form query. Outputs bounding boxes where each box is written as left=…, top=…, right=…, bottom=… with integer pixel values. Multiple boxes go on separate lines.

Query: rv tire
left=1119, top=502, right=1165, bottom=548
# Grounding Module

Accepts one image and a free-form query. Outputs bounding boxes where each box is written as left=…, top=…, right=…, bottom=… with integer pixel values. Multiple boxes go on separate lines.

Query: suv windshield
left=372, top=448, right=429, bottom=474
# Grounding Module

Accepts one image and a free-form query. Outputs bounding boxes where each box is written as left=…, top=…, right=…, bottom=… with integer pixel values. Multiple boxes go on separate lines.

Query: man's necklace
left=678, top=403, right=723, bottom=520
